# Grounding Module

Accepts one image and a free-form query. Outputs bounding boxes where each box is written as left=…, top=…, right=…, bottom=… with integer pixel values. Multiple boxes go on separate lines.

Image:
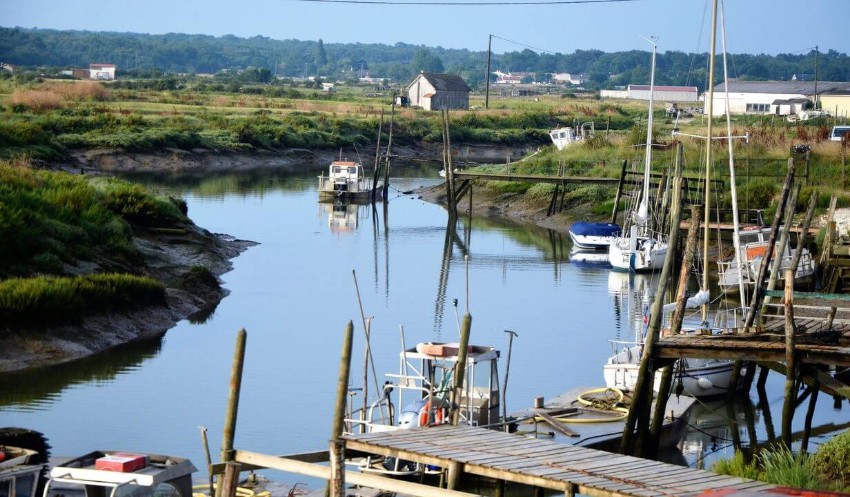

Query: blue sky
left=2, top=0, right=847, bottom=55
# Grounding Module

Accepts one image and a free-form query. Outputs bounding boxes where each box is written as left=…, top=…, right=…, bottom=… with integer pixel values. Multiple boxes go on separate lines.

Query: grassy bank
left=0, top=157, right=188, bottom=327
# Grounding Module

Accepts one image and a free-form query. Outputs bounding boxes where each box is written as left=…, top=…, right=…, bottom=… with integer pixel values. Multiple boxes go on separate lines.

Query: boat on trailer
left=318, top=160, right=382, bottom=202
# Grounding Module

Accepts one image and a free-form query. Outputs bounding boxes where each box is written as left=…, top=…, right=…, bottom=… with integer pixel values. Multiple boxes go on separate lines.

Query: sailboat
left=608, top=38, right=668, bottom=272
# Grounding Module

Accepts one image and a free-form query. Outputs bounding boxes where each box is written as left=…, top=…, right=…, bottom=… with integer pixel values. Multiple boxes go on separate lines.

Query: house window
left=746, top=103, right=770, bottom=113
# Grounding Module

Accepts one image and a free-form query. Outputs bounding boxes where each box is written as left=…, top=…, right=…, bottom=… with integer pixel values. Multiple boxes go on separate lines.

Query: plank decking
left=343, top=425, right=775, bottom=497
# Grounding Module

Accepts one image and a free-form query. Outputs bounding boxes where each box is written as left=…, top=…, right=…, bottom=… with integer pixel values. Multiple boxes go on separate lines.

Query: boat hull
left=569, top=221, right=620, bottom=250
left=608, top=236, right=668, bottom=272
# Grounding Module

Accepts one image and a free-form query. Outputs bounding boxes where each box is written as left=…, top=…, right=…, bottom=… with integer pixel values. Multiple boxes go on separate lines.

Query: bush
left=810, top=429, right=850, bottom=484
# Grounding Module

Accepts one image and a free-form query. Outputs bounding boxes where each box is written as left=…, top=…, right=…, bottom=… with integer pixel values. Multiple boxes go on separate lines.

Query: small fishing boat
left=318, top=160, right=382, bottom=202
left=569, top=221, right=621, bottom=250
left=549, top=122, right=594, bottom=151
left=344, top=341, right=501, bottom=477
left=717, top=226, right=817, bottom=295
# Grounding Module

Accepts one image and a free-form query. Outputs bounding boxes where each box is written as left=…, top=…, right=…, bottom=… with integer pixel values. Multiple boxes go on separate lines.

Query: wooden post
left=621, top=153, right=684, bottom=456
left=218, top=462, right=242, bottom=497
left=788, top=189, right=819, bottom=281
left=383, top=100, right=395, bottom=201
left=610, top=159, right=628, bottom=225
left=371, top=109, right=384, bottom=203
left=221, top=329, right=247, bottom=464
left=781, top=270, right=796, bottom=448
left=329, top=438, right=345, bottom=497
left=327, top=321, right=353, bottom=497
left=761, top=183, right=800, bottom=315
left=801, top=379, right=820, bottom=454
left=745, top=160, right=795, bottom=329
left=450, top=313, right=473, bottom=426
left=446, top=461, right=464, bottom=490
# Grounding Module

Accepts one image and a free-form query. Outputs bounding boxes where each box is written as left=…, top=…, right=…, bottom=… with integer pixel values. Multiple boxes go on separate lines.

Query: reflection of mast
left=433, top=219, right=469, bottom=335
left=383, top=200, right=389, bottom=300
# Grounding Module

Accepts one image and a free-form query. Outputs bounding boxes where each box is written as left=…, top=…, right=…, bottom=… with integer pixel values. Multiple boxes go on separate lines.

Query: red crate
left=95, top=453, right=149, bottom=472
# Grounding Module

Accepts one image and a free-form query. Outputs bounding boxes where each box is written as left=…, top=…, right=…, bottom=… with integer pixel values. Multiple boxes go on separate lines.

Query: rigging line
left=292, top=0, right=635, bottom=5
left=490, top=34, right=559, bottom=55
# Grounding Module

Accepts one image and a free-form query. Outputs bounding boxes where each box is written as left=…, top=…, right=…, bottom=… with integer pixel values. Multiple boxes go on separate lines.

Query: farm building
left=627, top=85, right=699, bottom=102
left=709, top=80, right=850, bottom=118
left=406, top=72, right=472, bottom=111
left=89, top=63, right=116, bottom=80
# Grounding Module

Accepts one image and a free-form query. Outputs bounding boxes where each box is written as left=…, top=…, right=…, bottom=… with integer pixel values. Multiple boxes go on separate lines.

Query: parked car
left=830, top=125, right=850, bottom=142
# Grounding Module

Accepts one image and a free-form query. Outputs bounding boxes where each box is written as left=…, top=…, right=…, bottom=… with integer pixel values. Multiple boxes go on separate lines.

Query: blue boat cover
left=569, top=221, right=621, bottom=237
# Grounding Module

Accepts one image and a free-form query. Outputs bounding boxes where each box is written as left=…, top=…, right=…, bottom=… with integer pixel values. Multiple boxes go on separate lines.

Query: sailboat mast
left=637, top=36, right=657, bottom=231
left=718, top=0, right=747, bottom=306
left=701, top=0, right=719, bottom=321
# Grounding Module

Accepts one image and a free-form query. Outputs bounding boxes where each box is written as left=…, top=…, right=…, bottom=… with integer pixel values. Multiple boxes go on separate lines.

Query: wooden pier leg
left=329, top=438, right=345, bottom=497
left=781, top=270, right=796, bottom=448
left=326, top=322, right=354, bottom=497
left=495, top=480, right=506, bottom=497
left=221, top=329, right=247, bottom=464
left=218, top=462, right=242, bottom=497
left=801, top=379, right=820, bottom=454
left=450, top=313, right=473, bottom=426
left=446, top=461, right=464, bottom=490
left=565, top=483, right=577, bottom=497
left=610, top=159, right=627, bottom=225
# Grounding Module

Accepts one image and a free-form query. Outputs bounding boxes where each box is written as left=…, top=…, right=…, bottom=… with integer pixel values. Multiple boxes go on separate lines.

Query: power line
left=491, top=35, right=560, bottom=55
left=292, top=0, right=634, bottom=5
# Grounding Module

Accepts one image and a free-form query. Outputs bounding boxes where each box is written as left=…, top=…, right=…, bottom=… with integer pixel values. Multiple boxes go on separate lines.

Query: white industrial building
left=627, top=85, right=699, bottom=102
left=709, top=80, right=850, bottom=117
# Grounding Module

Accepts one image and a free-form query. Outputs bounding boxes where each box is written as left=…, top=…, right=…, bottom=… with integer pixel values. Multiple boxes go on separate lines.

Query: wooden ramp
left=343, top=425, right=775, bottom=497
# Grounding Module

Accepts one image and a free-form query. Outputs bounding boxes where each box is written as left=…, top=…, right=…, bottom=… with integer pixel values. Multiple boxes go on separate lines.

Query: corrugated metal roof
left=716, top=80, right=850, bottom=95
left=416, top=73, right=472, bottom=92
left=628, top=85, right=697, bottom=92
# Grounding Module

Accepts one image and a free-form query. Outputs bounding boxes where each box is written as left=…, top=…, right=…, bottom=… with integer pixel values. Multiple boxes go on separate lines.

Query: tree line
left=1, top=27, right=847, bottom=89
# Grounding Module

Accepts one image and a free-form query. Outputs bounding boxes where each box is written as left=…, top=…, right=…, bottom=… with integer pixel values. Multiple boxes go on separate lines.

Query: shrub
left=810, top=429, right=850, bottom=484
left=757, top=445, right=821, bottom=489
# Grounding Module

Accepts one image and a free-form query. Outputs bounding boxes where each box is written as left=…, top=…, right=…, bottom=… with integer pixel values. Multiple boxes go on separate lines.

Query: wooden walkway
left=343, top=425, right=776, bottom=497
left=655, top=334, right=850, bottom=367
left=453, top=171, right=619, bottom=185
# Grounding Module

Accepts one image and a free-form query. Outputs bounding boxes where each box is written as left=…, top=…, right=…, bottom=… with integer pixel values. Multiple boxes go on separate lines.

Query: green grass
left=0, top=273, right=166, bottom=329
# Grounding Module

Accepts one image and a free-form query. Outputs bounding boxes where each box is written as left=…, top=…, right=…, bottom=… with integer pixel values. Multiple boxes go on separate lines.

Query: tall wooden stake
left=781, top=270, right=796, bottom=448
left=327, top=321, right=354, bottom=497
left=610, top=159, right=627, bottom=225
left=221, top=329, right=247, bottom=463
left=371, top=109, right=384, bottom=203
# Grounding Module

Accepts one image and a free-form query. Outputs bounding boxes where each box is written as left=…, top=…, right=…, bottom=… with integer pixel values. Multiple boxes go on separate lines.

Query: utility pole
left=814, top=45, right=819, bottom=110
left=485, top=34, right=492, bottom=110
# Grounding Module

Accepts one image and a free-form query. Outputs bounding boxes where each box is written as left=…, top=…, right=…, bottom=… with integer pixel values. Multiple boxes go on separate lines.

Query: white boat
left=717, top=226, right=817, bottom=295
left=602, top=272, right=736, bottom=399
left=0, top=444, right=198, bottom=497
left=568, top=221, right=620, bottom=250
left=344, top=341, right=501, bottom=476
left=318, top=160, right=382, bottom=202
left=604, top=341, right=740, bottom=399
left=608, top=41, right=668, bottom=272
left=549, top=122, right=594, bottom=151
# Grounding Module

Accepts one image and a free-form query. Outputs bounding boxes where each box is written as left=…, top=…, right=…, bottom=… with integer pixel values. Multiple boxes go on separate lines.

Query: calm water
left=1, top=165, right=846, bottom=487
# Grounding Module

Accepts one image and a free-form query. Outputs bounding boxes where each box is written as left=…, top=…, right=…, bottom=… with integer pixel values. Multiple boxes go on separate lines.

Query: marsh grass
left=0, top=273, right=166, bottom=328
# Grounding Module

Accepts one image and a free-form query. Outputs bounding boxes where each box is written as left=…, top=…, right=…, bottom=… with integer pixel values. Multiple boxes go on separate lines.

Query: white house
left=709, top=80, right=850, bottom=117
left=551, top=73, right=587, bottom=85
left=89, top=63, right=116, bottom=80
left=406, top=72, right=471, bottom=111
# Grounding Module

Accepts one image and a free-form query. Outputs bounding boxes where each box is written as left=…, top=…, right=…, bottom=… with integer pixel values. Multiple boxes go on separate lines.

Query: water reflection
left=0, top=335, right=164, bottom=410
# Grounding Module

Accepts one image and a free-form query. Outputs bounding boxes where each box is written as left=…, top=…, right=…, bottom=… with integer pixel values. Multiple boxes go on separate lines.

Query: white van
left=830, top=125, right=850, bottom=142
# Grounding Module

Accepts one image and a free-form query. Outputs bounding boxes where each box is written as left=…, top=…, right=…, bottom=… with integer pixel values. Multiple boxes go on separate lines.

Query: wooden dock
left=341, top=424, right=776, bottom=497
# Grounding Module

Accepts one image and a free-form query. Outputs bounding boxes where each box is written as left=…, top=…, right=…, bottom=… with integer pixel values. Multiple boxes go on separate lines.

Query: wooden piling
left=450, top=313, right=473, bottom=428
left=621, top=148, right=685, bottom=457
left=382, top=101, right=395, bottom=201
left=610, top=159, right=627, bottom=225
left=745, top=160, right=795, bottom=328
left=221, top=329, right=247, bottom=464
left=371, top=109, right=384, bottom=203
left=781, top=270, right=796, bottom=448
left=762, top=183, right=801, bottom=312
left=219, top=462, right=242, bottom=497
left=327, top=321, right=354, bottom=497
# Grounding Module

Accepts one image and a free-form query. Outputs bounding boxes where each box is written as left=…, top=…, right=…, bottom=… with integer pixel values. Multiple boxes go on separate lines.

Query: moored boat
left=568, top=221, right=620, bottom=250
left=344, top=341, right=502, bottom=476
left=318, top=160, right=382, bottom=202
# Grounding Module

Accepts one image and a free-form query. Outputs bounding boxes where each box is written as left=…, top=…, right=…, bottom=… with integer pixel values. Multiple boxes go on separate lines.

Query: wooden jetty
left=226, top=425, right=777, bottom=497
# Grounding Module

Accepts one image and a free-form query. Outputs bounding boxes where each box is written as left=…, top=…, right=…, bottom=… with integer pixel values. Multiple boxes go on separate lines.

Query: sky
left=1, top=0, right=847, bottom=56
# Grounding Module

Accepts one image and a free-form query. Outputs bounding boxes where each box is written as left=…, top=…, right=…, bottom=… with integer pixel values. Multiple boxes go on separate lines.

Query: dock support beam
left=328, top=321, right=354, bottom=497
left=781, top=270, right=797, bottom=448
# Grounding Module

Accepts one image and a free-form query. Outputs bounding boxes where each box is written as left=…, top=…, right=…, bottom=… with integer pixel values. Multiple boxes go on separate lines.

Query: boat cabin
left=0, top=447, right=43, bottom=497
left=44, top=451, right=197, bottom=497
left=318, top=161, right=373, bottom=201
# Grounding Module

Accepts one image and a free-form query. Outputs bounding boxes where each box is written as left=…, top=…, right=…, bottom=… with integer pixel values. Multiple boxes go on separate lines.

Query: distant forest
left=1, top=27, right=848, bottom=90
